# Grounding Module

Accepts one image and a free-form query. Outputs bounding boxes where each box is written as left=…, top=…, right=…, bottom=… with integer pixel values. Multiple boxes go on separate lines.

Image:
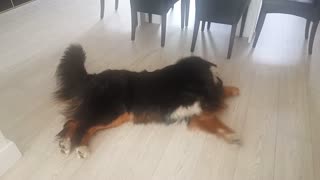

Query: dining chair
left=252, top=0, right=320, bottom=54
left=191, top=0, right=251, bottom=59
left=130, top=0, right=189, bottom=47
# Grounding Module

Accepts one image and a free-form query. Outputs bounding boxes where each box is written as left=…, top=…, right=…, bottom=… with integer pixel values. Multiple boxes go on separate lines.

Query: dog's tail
left=54, top=44, right=88, bottom=102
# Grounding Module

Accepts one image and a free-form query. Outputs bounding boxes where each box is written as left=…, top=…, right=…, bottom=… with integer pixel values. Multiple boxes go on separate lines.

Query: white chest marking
left=169, top=101, right=202, bottom=122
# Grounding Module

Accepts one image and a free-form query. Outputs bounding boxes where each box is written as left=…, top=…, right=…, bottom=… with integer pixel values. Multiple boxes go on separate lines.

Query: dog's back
left=127, top=57, right=223, bottom=122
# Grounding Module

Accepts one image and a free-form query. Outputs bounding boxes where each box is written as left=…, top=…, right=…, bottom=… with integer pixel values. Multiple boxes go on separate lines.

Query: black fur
left=55, top=44, right=224, bottom=146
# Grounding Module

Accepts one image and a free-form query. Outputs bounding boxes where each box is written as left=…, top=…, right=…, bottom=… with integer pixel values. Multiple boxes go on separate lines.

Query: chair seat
left=291, top=0, right=313, bottom=3
left=267, top=0, right=313, bottom=3
left=262, top=0, right=316, bottom=19
left=197, top=0, right=251, bottom=24
left=132, top=0, right=179, bottom=15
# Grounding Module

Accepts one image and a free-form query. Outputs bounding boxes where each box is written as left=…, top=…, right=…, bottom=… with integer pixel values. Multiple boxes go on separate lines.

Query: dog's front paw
left=76, top=146, right=90, bottom=159
left=225, top=133, right=242, bottom=145
left=59, top=138, right=71, bottom=155
left=231, top=87, right=240, bottom=96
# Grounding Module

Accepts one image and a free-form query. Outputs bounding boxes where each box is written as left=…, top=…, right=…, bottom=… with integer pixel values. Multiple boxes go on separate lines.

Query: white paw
left=59, top=138, right=71, bottom=155
left=225, top=133, right=242, bottom=145
left=76, top=146, right=90, bottom=159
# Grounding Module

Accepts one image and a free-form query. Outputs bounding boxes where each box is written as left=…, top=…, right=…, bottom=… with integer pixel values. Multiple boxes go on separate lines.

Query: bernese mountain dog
left=55, top=44, right=241, bottom=158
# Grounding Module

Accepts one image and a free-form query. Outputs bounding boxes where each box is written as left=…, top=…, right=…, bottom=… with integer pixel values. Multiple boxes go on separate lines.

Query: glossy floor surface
left=0, top=0, right=319, bottom=179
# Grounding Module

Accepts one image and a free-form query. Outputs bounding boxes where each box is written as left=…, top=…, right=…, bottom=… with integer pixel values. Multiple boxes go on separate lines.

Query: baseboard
left=0, top=141, right=21, bottom=177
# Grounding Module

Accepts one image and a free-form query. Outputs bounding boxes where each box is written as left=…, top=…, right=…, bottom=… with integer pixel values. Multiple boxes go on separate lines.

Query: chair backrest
left=196, top=0, right=235, bottom=13
left=315, top=0, right=320, bottom=8
left=130, top=0, right=177, bottom=13
left=313, top=0, right=320, bottom=17
left=195, top=0, right=250, bottom=23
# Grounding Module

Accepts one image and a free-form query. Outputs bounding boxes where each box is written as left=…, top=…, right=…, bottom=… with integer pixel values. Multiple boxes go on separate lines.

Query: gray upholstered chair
left=252, top=0, right=320, bottom=54
left=130, top=0, right=189, bottom=47
left=190, top=0, right=251, bottom=59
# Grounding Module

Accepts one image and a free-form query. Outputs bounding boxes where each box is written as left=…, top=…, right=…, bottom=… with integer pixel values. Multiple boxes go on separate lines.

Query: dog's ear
left=206, top=59, right=217, bottom=67
left=198, top=56, right=217, bottom=67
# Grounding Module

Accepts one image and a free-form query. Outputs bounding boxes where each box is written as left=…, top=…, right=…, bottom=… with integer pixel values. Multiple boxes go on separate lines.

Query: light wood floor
left=0, top=0, right=319, bottom=179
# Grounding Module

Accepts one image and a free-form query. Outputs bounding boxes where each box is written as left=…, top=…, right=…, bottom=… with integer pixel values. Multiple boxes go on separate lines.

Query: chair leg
left=207, top=22, right=211, bottom=30
left=100, top=0, right=105, bottom=19
left=131, top=11, right=138, bottom=41
left=240, top=6, right=249, bottom=37
left=115, top=0, right=119, bottom=10
left=185, top=0, right=190, bottom=27
left=227, top=24, right=237, bottom=59
left=305, top=19, right=311, bottom=39
left=148, top=13, right=152, bottom=23
left=181, top=0, right=185, bottom=29
left=191, top=20, right=200, bottom=52
left=136, top=12, right=139, bottom=28
left=252, top=9, right=267, bottom=48
left=309, top=21, right=318, bottom=55
left=161, top=14, right=167, bottom=47
left=201, top=21, right=206, bottom=31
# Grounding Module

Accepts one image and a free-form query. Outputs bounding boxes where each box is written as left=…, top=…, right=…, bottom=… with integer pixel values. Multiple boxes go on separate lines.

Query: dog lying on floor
left=55, top=44, right=241, bottom=158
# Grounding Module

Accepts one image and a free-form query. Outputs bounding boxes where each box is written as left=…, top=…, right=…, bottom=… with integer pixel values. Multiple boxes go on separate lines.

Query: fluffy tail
left=55, top=44, right=88, bottom=102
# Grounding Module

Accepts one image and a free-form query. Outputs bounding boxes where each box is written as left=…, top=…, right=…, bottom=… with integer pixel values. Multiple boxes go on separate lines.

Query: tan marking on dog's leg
left=223, top=86, right=240, bottom=98
left=76, top=113, right=133, bottom=158
left=188, top=112, right=241, bottom=145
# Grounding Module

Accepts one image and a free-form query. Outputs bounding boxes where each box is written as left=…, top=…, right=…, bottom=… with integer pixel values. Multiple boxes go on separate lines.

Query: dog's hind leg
left=57, top=120, right=79, bottom=154
left=75, top=112, right=133, bottom=158
left=188, top=112, right=241, bottom=145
